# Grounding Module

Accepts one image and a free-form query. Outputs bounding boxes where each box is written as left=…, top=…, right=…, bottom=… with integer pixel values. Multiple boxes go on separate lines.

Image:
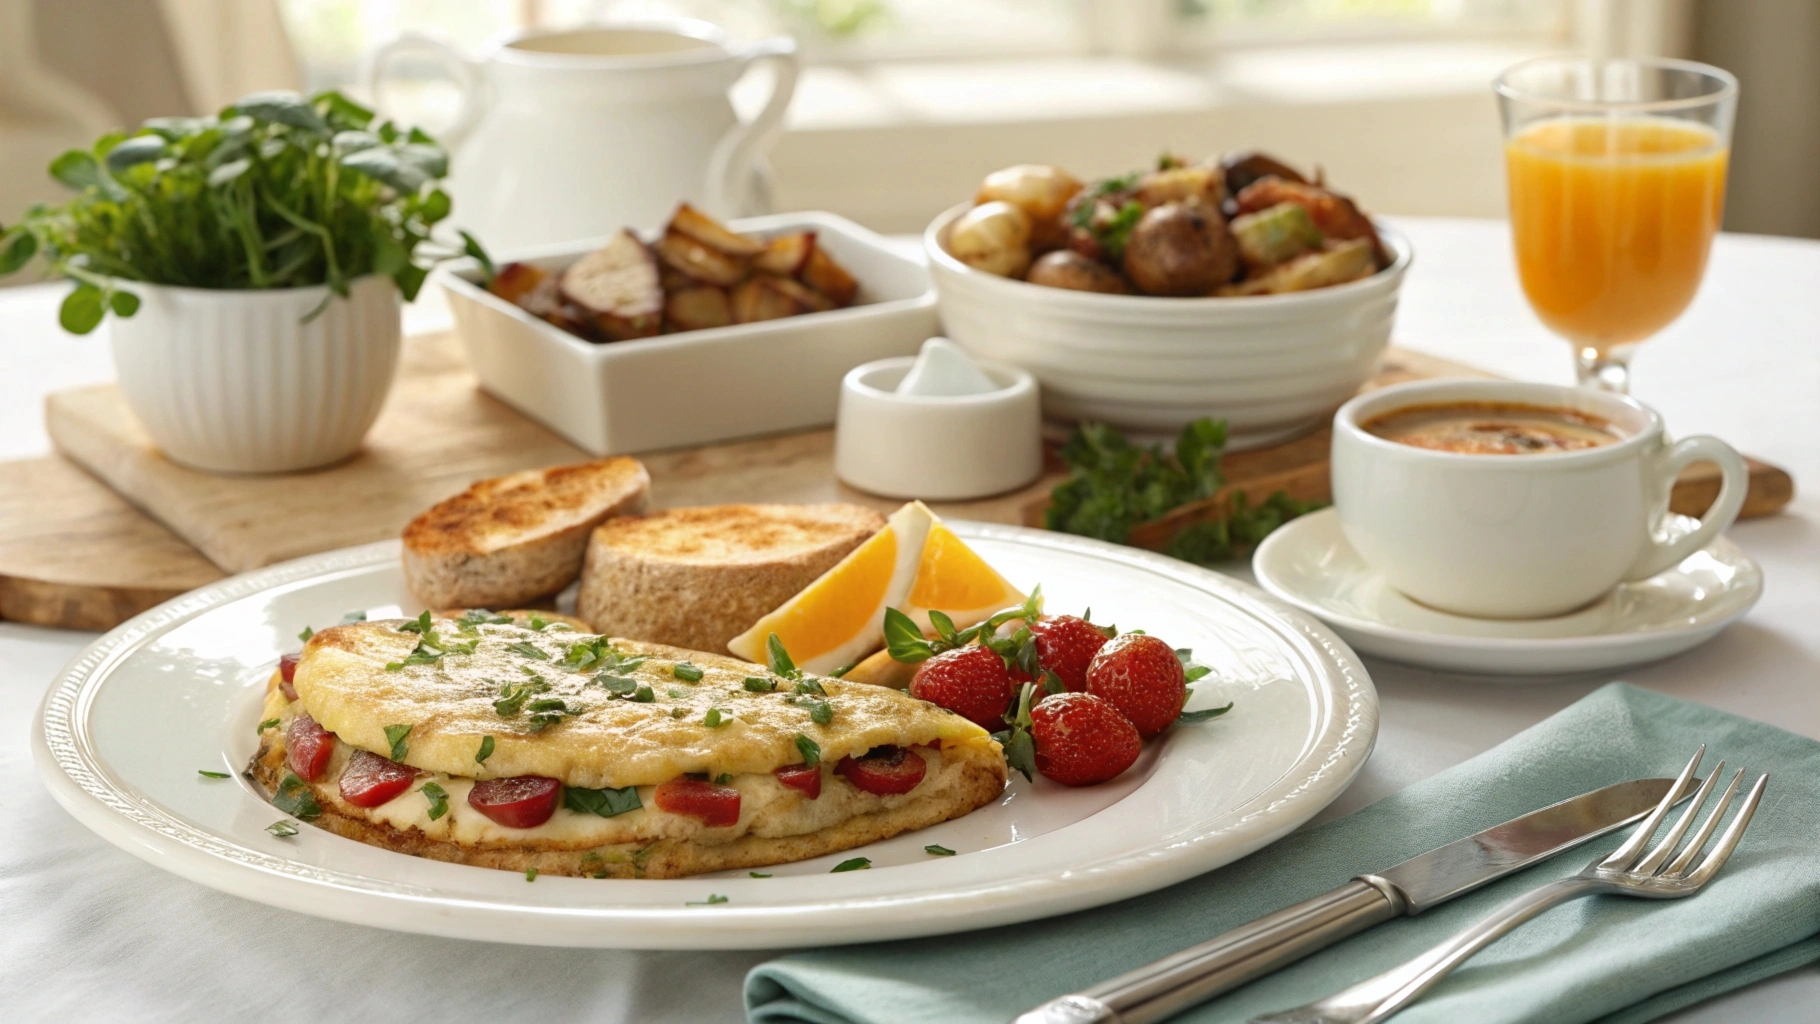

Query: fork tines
left=1601, top=746, right=1769, bottom=885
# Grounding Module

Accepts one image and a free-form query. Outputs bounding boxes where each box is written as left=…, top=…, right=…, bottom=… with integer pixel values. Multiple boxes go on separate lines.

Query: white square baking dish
left=441, top=211, right=937, bottom=454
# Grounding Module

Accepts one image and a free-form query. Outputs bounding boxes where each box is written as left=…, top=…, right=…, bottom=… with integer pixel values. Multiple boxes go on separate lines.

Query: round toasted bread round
left=576, top=503, right=886, bottom=654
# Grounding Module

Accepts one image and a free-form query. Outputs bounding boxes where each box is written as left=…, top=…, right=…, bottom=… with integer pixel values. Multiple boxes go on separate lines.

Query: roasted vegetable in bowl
left=945, top=152, right=1386, bottom=297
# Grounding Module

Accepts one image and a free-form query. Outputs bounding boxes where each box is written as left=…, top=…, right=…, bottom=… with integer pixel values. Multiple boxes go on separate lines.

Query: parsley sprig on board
left=1045, top=418, right=1320, bottom=565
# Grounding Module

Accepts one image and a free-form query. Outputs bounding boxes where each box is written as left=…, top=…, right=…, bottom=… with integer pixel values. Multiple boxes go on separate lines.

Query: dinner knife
left=1013, top=777, right=1681, bottom=1024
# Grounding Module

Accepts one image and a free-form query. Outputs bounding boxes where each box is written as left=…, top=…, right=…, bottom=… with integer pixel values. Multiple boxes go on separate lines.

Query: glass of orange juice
left=1496, top=57, right=1736, bottom=393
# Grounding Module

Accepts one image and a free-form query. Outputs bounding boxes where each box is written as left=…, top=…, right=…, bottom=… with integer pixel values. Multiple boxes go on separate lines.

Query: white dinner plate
left=35, top=523, right=1376, bottom=949
left=1252, top=508, right=1763, bottom=678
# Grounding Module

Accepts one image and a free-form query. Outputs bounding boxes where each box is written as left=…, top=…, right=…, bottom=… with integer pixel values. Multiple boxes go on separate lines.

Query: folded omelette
left=249, top=613, right=1006, bottom=878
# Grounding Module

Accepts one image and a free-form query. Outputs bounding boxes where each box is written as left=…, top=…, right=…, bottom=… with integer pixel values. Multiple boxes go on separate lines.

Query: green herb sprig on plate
left=0, top=89, right=492, bottom=333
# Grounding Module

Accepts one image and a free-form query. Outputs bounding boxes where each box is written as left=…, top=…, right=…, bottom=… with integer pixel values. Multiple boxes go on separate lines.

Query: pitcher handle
left=363, top=32, right=485, bottom=151
left=1626, top=434, right=1748, bottom=580
left=704, top=36, right=799, bottom=217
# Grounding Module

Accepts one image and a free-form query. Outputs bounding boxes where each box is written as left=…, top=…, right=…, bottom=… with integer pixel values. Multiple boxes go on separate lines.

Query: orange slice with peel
left=727, top=503, right=1026, bottom=676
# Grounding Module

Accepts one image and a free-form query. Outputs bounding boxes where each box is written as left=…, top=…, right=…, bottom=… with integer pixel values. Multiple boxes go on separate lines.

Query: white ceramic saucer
left=1252, top=508, right=1763, bottom=677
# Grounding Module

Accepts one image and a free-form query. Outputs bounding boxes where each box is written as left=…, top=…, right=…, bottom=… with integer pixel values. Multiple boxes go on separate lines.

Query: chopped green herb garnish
left=457, top=608, right=513, bottom=628
left=831, top=857, right=871, bottom=872
left=420, top=781, right=449, bottom=820
left=525, top=867, right=538, bottom=882
left=703, top=708, right=727, bottom=728
left=197, top=769, right=230, bottom=779
left=749, top=871, right=772, bottom=878
left=670, top=707, right=688, bottom=718
left=672, top=661, right=704, bottom=682
left=793, top=678, right=826, bottom=696
left=398, top=610, right=434, bottom=634
left=794, top=733, right=821, bottom=767
left=565, top=784, right=643, bottom=818
left=527, top=612, right=550, bottom=631
left=505, top=641, right=548, bottom=661
left=266, top=820, right=300, bottom=837
left=829, top=661, right=858, bottom=678
left=475, top=735, right=495, bottom=763
left=925, top=844, right=957, bottom=856
left=631, top=685, right=655, bottom=703
left=384, top=723, right=412, bottom=761
left=668, top=688, right=689, bottom=699
left=340, top=610, right=368, bottom=624
left=594, top=674, right=637, bottom=695
left=494, top=677, right=551, bottom=717
left=743, top=676, right=776, bottom=693
left=802, top=698, right=833, bottom=725
left=592, top=871, right=610, bottom=879
left=766, top=633, right=801, bottom=679
left=686, top=894, right=729, bottom=906
left=272, top=772, right=321, bottom=819
left=297, top=626, right=313, bottom=642
left=714, top=773, right=735, bottom=785
left=257, top=718, right=281, bottom=732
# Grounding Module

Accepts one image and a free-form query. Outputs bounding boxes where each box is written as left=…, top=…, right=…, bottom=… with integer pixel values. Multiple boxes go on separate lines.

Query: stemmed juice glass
left=1495, top=56, right=1737, bottom=394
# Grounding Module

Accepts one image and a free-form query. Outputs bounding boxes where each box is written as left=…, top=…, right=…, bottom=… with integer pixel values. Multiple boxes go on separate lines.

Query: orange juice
left=1506, top=117, right=1727, bottom=350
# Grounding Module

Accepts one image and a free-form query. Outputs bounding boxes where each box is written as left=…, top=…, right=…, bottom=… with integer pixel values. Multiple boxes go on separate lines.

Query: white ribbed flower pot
left=110, top=276, right=402, bottom=473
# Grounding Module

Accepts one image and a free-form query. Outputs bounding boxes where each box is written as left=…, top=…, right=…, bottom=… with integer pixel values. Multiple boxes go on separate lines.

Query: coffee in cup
left=1331, top=381, right=1747, bottom=619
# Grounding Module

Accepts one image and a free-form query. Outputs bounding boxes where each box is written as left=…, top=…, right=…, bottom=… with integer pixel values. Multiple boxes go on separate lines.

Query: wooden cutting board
left=5, top=332, right=1792, bottom=630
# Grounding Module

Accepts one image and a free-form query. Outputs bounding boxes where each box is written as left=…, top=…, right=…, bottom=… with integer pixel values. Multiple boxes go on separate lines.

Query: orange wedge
left=727, top=502, right=1025, bottom=675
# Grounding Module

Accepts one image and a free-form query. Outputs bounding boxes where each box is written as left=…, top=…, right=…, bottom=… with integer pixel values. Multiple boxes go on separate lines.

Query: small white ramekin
left=834, top=355, right=1042, bottom=500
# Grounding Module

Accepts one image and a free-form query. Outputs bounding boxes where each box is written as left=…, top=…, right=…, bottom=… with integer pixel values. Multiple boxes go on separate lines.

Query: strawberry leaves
left=1173, top=647, right=1234, bottom=725
left=994, top=682, right=1039, bottom=782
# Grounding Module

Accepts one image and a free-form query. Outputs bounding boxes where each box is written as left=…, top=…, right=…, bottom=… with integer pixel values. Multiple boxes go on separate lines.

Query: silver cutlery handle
left=1249, top=877, right=1605, bottom=1024
left=1013, top=879, right=1404, bottom=1024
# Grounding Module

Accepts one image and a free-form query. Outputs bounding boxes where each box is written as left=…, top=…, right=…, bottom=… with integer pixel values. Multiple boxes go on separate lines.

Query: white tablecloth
left=3, top=218, right=1816, bottom=1021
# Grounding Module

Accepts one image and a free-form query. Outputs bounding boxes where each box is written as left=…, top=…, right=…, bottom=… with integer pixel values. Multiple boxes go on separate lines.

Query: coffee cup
left=1331, top=380, right=1748, bottom=619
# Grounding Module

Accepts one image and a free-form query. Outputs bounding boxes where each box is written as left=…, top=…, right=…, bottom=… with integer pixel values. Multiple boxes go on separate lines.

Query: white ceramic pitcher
left=367, top=20, right=798, bottom=250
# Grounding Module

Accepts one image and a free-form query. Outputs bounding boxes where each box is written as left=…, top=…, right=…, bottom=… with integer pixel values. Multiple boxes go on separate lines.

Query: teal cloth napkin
left=745, top=684, right=1820, bottom=1024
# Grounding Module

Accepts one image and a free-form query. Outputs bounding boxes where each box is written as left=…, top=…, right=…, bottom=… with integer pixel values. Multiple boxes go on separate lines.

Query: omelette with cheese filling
left=248, top=612, right=1005, bottom=878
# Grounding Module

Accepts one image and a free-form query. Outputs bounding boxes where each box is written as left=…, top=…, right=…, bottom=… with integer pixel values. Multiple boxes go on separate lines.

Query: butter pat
left=895, top=337, right=1001, bottom=397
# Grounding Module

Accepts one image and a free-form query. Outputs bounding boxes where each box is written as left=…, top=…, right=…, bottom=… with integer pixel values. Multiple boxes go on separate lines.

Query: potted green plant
left=0, top=89, right=486, bottom=473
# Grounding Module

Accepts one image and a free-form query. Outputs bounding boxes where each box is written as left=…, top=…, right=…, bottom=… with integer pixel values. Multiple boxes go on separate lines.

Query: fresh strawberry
left=278, top=654, right=300, bottom=701
left=468, top=775, right=562, bottom=829
left=284, top=712, right=334, bottom=782
left=1030, top=693, right=1141, bottom=786
left=1029, top=615, right=1109, bottom=693
left=773, top=763, right=822, bottom=799
left=1086, top=633, right=1188, bottom=739
left=836, top=745, right=927, bottom=795
left=909, top=645, right=1014, bottom=730
left=654, top=775, right=742, bottom=827
left=339, top=749, right=418, bottom=807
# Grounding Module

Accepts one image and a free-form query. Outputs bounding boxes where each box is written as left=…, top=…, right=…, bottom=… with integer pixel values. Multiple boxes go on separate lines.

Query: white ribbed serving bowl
left=924, top=204, right=1412, bottom=449
left=110, top=276, right=402, bottom=473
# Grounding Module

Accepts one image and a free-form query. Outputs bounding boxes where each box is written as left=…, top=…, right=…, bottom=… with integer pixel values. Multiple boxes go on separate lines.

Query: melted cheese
left=293, top=620, right=988, bottom=790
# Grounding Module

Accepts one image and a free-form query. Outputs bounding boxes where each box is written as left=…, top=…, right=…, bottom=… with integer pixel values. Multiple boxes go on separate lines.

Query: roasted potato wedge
left=1135, top=164, right=1225, bottom=212
left=486, top=261, right=548, bottom=305
left=654, top=228, right=749, bottom=288
left=947, top=201, right=1033, bottom=279
left=754, top=231, right=817, bottom=276
left=976, top=164, right=1081, bottom=250
left=669, top=201, right=765, bottom=257
left=800, top=246, right=859, bottom=306
left=730, top=276, right=802, bottom=323
left=664, top=285, right=733, bottom=332
left=761, top=274, right=837, bottom=313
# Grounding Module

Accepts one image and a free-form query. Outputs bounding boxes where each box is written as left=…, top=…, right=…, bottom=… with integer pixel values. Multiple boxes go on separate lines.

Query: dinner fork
left=1251, top=747, right=1768, bottom=1024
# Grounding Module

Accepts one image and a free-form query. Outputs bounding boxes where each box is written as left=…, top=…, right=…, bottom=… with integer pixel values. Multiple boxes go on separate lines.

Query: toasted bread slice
left=577, top=503, right=886, bottom=654
left=559, top=230, right=663, bottom=341
left=403, top=457, right=650, bottom=609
